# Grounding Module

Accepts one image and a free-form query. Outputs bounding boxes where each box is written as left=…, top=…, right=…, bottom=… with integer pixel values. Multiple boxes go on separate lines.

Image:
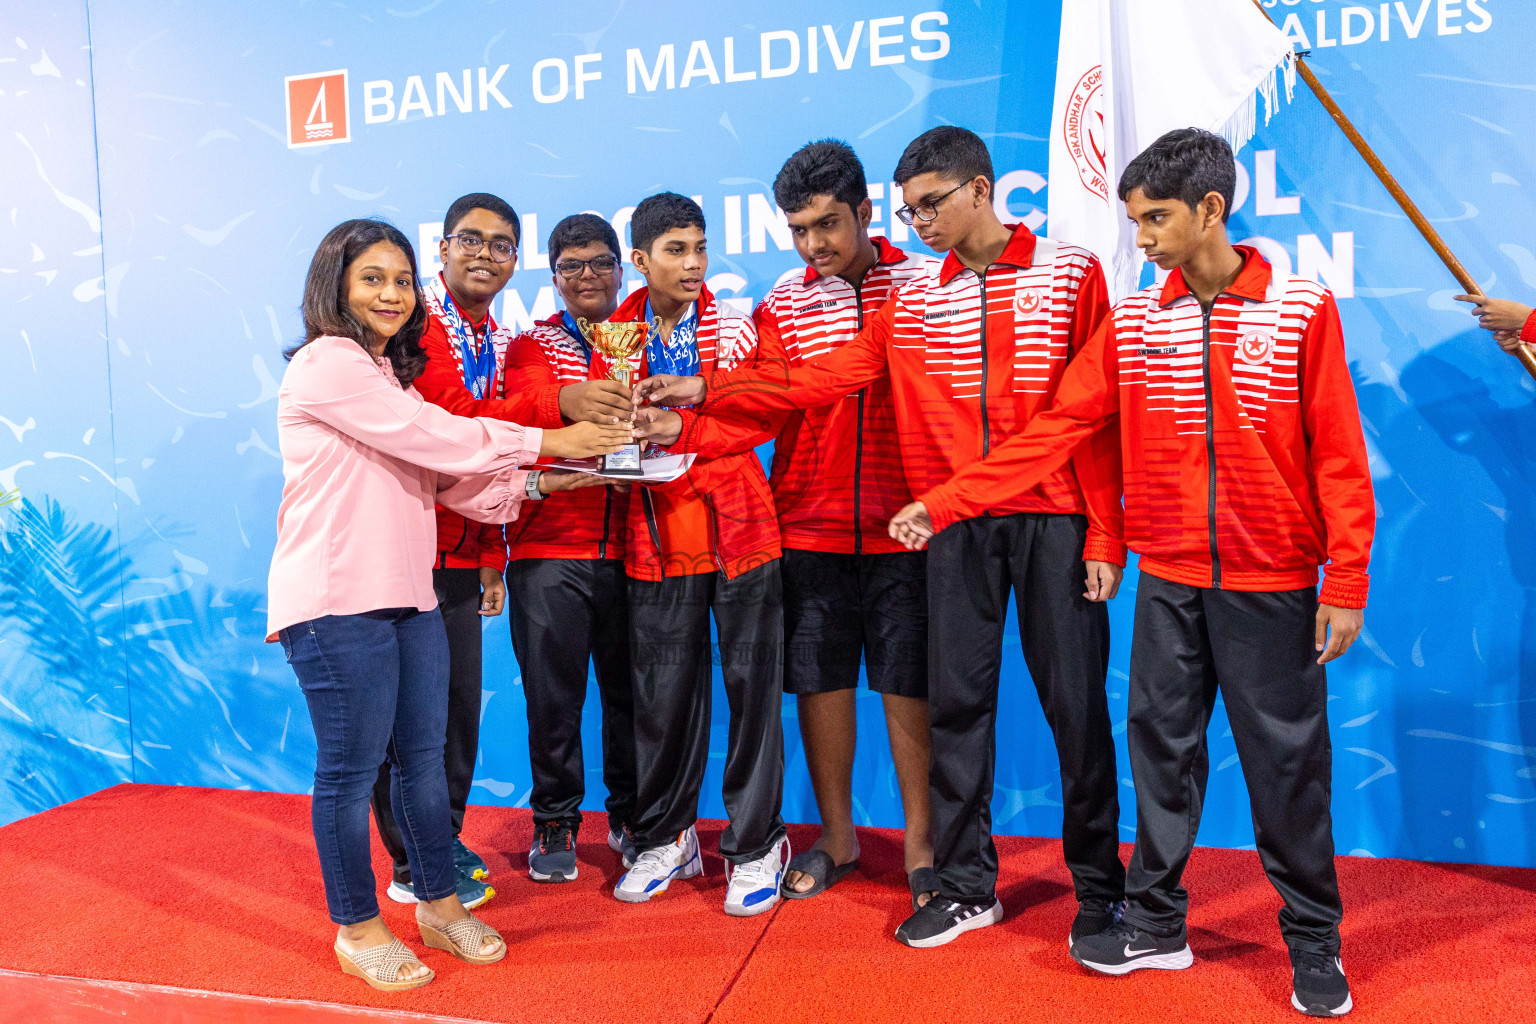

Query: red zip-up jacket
left=705, top=225, right=1125, bottom=565
left=413, top=275, right=518, bottom=572
left=922, top=246, right=1374, bottom=607
left=610, top=284, right=781, bottom=581
left=752, top=238, right=938, bottom=555
left=500, top=314, right=628, bottom=561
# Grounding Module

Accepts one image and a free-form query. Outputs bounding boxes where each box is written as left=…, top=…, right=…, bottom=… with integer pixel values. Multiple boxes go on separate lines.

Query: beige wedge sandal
left=334, top=937, right=435, bottom=991
left=419, top=914, right=506, bottom=965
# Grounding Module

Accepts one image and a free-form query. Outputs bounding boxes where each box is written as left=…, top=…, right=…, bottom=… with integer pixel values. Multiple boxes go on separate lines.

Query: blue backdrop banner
left=2, top=0, right=1534, bottom=869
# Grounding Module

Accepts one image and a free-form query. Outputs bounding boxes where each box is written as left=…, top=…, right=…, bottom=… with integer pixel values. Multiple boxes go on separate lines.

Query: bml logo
left=285, top=70, right=350, bottom=148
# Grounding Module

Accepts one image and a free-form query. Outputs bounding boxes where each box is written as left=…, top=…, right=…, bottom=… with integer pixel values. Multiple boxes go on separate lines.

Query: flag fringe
left=1217, top=49, right=1297, bottom=153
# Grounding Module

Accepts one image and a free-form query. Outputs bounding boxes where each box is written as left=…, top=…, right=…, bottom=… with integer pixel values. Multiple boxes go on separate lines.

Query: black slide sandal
left=908, top=867, right=941, bottom=911
left=780, top=849, right=859, bottom=900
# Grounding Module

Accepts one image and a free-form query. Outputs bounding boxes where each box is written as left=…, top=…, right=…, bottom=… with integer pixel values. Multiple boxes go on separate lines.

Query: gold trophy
left=574, top=317, right=662, bottom=476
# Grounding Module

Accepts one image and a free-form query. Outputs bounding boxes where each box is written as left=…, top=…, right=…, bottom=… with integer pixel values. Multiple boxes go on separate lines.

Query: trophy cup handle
left=574, top=317, right=596, bottom=343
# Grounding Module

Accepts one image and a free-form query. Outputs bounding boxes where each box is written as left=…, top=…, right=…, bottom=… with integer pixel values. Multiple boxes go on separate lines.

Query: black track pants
left=1121, top=572, right=1343, bottom=955
left=627, top=560, right=787, bottom=865
left=506, top=557, right=637, bottom=833
left=927, top=513, right=1123, bottom=906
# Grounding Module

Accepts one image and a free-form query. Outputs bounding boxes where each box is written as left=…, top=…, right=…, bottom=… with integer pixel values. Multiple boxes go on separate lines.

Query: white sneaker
left=724, top=835, right=789, bottom=917
left=613, top=827, right=702, bottom=903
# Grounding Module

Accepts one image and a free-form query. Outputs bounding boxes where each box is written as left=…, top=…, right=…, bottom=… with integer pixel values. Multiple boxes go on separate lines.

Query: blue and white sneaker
left=614, top=827, right=702, bottom=903
left=453, top=837, right=489, bottom=881
left=723, top=835, right=789, bottom=917
left=386, top=872, right=494, bottom=910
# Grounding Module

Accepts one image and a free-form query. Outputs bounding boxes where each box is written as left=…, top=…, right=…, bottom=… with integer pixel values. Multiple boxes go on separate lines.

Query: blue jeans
left=280, top=608, right=456, bottom=925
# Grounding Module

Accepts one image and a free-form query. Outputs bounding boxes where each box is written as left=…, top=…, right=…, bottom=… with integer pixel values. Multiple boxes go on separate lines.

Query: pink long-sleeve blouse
left=266, top=335, right=543, bottom=639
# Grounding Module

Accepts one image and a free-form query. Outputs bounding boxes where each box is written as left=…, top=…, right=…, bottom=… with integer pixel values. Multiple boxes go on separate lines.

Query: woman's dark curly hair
left=285, top=218, right=429, bottom=387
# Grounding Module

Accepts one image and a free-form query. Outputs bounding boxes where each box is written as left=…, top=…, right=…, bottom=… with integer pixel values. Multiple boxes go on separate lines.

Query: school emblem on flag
left=1048, top=0, right=1295, bottom=299
left=285, top=70, right=350, bottom=149
left=1062, top=65, right=1108, bottom=205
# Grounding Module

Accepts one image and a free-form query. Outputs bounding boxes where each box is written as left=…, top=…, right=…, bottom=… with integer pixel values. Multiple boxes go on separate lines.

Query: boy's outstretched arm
left=891, top=314, right=1124, bottom=549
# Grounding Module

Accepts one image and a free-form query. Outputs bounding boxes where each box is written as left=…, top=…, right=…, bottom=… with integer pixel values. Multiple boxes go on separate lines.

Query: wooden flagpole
left=1248, top=0, right=1536, bottom=379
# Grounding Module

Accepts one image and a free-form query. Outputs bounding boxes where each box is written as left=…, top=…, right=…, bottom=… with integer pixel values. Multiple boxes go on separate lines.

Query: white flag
left=1048, top=0, right=1295, bottom=298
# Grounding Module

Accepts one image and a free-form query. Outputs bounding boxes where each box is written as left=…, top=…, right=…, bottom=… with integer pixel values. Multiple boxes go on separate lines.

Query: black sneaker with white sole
left=529, top=820, right=578, bottom=882
left=1290, top=950, right=1352, bottom=1017
left=1069, top=897, right=1124, bottom=948
left=608, top=825, right=638, bottom=870
left=1069, top=920, right=1193, bottom=974
left=894, top=897, right=1003, bottom=948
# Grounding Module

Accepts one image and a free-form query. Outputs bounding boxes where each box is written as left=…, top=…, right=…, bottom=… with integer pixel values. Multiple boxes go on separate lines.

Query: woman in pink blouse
left=268, top=219, right=629, bottom=991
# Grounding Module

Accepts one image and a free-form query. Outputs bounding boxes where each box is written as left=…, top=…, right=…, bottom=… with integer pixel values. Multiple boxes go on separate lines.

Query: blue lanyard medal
left=642, top=299, right=701, bottom=406
left=439, top=286, right=496, bottom=399
left=560, top=310, right=592, bottom=362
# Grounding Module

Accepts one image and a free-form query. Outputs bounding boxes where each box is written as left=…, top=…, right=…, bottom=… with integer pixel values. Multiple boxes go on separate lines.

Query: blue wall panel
left=2, top=0, right=1534, bottom=870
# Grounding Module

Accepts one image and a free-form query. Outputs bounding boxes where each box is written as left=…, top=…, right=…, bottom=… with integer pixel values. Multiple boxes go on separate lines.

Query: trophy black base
left=601, top=444, right=646, bottom=477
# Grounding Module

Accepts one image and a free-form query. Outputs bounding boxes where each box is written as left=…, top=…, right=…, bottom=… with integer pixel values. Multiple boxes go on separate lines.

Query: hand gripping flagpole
left=1248, top=0, right=1536, bottom=380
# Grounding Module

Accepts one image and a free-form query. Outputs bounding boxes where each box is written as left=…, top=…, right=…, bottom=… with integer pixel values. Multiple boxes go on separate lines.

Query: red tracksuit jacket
left=923, top=246, right=1374, bottom=608
left=610, top=285, right=781, bottom=581
left=413, top=274, right=518, bottom=572
left=751, top=237, right=937, bottom=555
left=500, top=314, right=629, bottom=562
left=706, top=224, right=1124, bottom=565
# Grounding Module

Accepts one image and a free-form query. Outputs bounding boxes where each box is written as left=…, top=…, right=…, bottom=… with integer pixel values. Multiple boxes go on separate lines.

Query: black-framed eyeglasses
left=895, top=182, right=969, bottom=226
left=445, top=233, right=516, bottom=263
left=554, top=255, right=621, bottom=279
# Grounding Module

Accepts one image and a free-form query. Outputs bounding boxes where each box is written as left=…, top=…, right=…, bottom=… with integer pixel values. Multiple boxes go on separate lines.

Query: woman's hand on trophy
left=558, top=379, right=635, bottom=424
left=539, top=419, right=636, bottom=459
left=633, top=373, right=707, bottom=408
left=538, top=469, right=614, bottom=494
left=633, top=406, right=684, bottom=447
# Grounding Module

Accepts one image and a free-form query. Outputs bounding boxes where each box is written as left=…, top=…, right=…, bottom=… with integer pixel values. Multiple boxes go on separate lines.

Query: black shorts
left=781, top=548, right=928, bottom=699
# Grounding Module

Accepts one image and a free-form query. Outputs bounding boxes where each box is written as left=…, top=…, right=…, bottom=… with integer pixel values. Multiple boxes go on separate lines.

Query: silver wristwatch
left=524, top=470, right=546, bottom=501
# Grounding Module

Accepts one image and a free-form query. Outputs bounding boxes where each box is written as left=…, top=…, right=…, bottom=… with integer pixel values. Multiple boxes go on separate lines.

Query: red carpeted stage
left=1, top=784, right=1533, bottom=1023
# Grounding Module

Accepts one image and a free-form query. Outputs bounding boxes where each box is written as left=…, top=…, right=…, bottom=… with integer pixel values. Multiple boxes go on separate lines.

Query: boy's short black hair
left=443, top=192, right=521, bottom=244
left=630, top=192, right=705, bottom=253
left=893, top=126, right=994, bottom=187
left=1117, top=128, right=1236, bottom=222
left=774, top=139, right=868, bottom=216
left=548, top=213, right=621, bottom=265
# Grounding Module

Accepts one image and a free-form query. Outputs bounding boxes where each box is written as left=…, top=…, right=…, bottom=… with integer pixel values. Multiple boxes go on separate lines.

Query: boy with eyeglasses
left=497, top=213, right=639, bottom=883
left=373, top=192, right=521, bottom=908
left=639, top=127, right=1126, bottom=948
left=896, top=128, right=1372, bottom=1018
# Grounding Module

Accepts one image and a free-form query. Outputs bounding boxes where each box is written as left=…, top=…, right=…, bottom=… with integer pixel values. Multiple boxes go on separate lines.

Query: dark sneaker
left=529, top=820, right=579, bottom=882
left=385, top=872, right=494, bottom=910
left=608, top=825, right=639, bottom=869
left=1070, top=920, right=1193, bottom=975
left=453, top=837, right=488, bottom=881
left=1069, top=898, right=1125, bottom=948
left=1290, top=950, right=1352, bottom=1017
left=894, top=897, right=1003, bottom=948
